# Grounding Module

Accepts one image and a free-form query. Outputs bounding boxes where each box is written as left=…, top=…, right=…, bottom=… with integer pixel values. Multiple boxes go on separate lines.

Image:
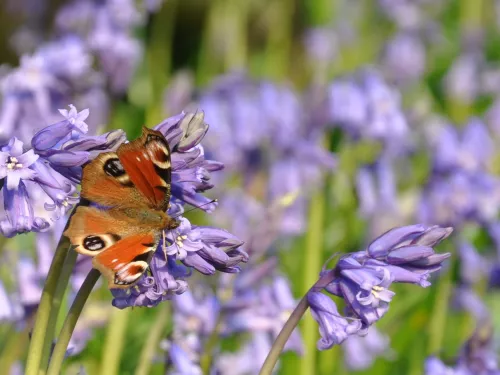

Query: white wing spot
left=136, top=156, right=141, bottom=162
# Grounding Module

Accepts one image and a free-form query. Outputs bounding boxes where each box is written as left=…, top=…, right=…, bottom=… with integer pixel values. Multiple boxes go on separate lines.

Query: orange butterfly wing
left=64, top=206, right=161, bottom=289
left=93, top=232, right=158, bottom=289
left=80, top=127, right=172, bottom=211
left=80, top=152, right=148, bottom=208
left=116, top=127, right=172, bottom=211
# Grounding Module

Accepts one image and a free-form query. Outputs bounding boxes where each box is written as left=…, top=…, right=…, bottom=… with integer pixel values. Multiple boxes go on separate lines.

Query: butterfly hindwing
left=64, top=206, right=160, bottom=288
left=92, top=232, right=159, bottom=289
left=117, top=127, right=172, bottom=211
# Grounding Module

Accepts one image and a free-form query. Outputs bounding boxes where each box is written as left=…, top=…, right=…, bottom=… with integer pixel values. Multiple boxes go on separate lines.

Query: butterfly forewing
left=117, top=128, right=172, bottom=212
left=80, top=152, right=149, bottom=209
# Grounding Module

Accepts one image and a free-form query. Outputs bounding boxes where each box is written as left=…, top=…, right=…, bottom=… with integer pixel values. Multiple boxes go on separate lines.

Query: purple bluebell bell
left=308, top=291, right=362, bottom=349
left=308, top=224, right=452, bottom=348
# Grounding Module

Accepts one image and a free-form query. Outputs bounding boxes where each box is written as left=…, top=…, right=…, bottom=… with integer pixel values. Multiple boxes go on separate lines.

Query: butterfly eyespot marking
left=83, top=235, right=106, bottom=251
left=103, top=157, right=132, bottom=186
left=103, top=158, right=125, bottom=177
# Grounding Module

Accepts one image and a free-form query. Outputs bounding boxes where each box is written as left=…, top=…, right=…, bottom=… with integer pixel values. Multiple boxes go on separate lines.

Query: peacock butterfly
left=64, top=127, right=179, bottom=289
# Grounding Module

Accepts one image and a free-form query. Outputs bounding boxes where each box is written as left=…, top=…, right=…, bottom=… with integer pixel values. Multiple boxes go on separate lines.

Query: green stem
left=38, top=248, right=78, bottom=375
left=99, top=305, right=130, bottom=375
left=134, top=305, right=169, bottom=375
left=200, top=317, right=223, bottom=373
left=46, top=269, right=101, bottom=375
left=300, top=194, right=324, bottom=375
left=25, top=235, right=70, bottom=375
left=258, top=296, right=309, bottom=375
left=263, top=0, right=294, bottom=80
left=427, top=266, right=452, bottom=354
left=0, top=324, right=30, bottom=374
left=223, top=0, right=248, bottom=71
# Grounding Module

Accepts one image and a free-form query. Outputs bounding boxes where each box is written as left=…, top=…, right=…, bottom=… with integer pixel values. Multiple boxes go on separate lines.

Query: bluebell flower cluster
left=308, top=224, right=451, bottom=350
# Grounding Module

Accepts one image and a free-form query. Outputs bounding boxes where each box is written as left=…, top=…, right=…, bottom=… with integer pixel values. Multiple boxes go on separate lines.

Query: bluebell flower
left=308, top=224, right=452, bottom=348
left=0, top=137, right=38, bottom=190
left=308, top=291, right=362, bottom=349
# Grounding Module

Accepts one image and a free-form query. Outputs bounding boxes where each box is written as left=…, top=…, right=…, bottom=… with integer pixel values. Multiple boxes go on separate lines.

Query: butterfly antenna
left=172, top=199, right=218, bottom=218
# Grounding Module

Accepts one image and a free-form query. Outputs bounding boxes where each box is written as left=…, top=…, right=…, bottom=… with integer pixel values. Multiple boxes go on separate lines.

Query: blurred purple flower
left=356, top=156, right=398, bottom=217
left=0, top=281, right=23, bottom=322
left=444, top=53, right=483, bottom=104
left=166, top=342, right=203, bottom=375
left=327, top=69, right=408, bottom=147
left=223, top=275, right=303, bottom=354
left=426, top=322, right=499, bottom=375
left=419, top=172, right=500, bottom=227
left=430, top=120, right=493, bottom=174
left=382, top=32, right=426, bottom=84
left=214, top=332, right=272, bottom=375
left=343, top=327, right=393, bottom=370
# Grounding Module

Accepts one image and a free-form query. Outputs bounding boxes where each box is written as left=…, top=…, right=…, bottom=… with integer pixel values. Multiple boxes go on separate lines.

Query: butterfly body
left=64, top=127, right=179, bottom=289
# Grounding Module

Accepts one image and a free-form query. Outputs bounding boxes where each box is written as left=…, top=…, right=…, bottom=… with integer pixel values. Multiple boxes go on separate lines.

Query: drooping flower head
left=308, top=224, right=452, bottom=349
